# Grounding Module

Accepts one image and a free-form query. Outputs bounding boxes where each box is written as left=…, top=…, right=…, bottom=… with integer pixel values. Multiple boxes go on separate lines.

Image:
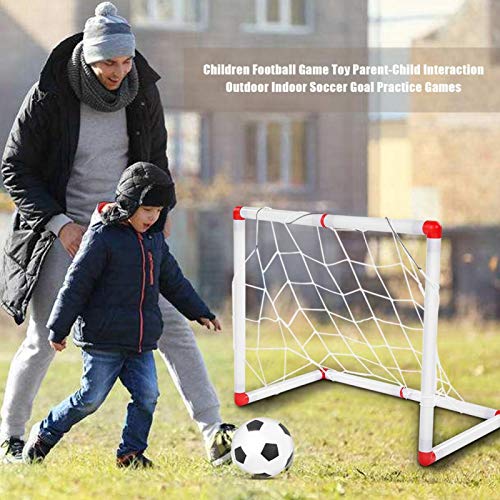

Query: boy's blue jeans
left=39, top=349, right=159, bottom=457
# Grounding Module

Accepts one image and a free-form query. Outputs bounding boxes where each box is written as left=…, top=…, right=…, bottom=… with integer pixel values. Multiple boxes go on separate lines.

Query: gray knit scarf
left=67, top=41, right=139, bottom=112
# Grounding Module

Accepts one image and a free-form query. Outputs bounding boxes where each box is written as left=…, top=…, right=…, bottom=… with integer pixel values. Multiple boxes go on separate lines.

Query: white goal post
left=232, top=205, right=499, bottom=466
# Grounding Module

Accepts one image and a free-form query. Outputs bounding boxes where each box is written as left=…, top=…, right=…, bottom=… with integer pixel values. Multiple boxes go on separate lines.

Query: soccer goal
left=232, top=206, right=499, bottom=466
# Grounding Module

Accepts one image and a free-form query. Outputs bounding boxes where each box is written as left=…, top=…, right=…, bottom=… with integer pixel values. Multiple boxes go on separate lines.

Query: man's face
left=128, top=206, right=163, bottom=233
left=91, top=55, right=133, bottom=90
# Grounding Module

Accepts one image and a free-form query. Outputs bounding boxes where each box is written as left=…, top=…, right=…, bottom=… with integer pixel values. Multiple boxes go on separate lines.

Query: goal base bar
left=235, top=370, right=324, bottom=406
left=235, top=368, right=499, bottom=466
left=420, top=413, right=500, bottom=465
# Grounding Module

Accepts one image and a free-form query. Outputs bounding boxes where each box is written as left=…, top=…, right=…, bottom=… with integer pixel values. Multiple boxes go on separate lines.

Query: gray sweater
left=46, top=102, right=128, bottom=234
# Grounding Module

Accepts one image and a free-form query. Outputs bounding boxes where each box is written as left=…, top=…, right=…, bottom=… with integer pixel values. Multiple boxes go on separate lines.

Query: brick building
left=409, top=0, right=500, bottom=318
left=0, top=0, right=369, bottom=306
left=410, top=0, right=500, bottom=226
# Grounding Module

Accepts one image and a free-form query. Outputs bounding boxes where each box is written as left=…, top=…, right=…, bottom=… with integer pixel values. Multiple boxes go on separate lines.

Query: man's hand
left=59, top=223, right=86, bottom=258
left=50, top=339, right=67, bottom=352
left=197, top=317, right=222, bottom=332
left=163, top=214, right=172, bottom=239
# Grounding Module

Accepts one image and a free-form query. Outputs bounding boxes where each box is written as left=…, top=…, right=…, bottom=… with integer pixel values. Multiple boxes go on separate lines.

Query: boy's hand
left=197, top=317, right=222, bottom=332
left=50, top=339, right=67, bottom=352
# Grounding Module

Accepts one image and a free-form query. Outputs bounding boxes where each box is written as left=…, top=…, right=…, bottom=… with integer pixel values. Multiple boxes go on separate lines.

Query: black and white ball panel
left=230, top=417, right=294, bottom=478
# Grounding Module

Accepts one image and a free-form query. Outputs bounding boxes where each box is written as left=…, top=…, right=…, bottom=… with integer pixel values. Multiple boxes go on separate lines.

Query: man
left=0, top=2, right=235, bottom=465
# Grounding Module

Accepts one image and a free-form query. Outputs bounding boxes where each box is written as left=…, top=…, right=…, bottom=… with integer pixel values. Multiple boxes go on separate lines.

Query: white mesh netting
left=240, top=212, right=461, bottom=400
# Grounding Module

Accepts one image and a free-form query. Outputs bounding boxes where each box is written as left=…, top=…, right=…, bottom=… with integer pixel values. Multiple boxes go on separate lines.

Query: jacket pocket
left=4, top=225, right=55, bottom=275
left=100, top=306, right=118, bottom=334
left=1, top=223, right=55, bottom=324
left=82, top=307, right=114, bottom=337
left=80, top=306, right=128, bottom=348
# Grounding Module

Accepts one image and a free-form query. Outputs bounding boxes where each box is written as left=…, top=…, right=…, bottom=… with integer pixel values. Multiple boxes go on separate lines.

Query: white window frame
left=132, top=0, right=208, bottom=31
left=164, top=109, right=205, bottom=178
left=244, top=113, right=315, bottom=192
left=242, top=0, right=314, bottom=35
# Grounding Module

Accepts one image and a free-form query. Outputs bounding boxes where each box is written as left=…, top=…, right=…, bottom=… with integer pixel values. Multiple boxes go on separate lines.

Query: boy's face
left=128, top=206, right=163, bottom=233
left=91, top=55, right=133, bottom=90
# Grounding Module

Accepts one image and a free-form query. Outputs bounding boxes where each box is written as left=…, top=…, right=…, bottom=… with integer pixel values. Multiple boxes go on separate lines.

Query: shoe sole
left=117, top=462, right=154, bottom=469
left=1, top=455, right=24, bottom=464
left=22, top=422, right=43, bottom=464
left=211, top=450, right=232, bottom=467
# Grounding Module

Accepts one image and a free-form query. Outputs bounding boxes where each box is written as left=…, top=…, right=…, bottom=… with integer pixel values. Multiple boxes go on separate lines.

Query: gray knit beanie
left=83, top=2, right=136, bottom=65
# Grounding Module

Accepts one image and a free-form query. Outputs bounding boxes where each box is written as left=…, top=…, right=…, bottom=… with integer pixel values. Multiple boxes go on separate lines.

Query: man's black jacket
left=1, top=33, right=172, bottom=324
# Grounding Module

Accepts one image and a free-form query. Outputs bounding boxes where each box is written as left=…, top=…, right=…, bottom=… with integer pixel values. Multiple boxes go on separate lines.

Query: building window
left=164, top=111, right=204, bottom=178
left=244, top=0, right=312, bottom=33
left=244, top=116, right=313, bottom=188
left=411, top=186, right=441, bottom=221
left=131, top=0, right=206, bottom=29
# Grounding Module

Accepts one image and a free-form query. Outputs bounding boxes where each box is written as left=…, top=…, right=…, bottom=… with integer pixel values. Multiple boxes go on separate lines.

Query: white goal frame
left=232, top=205, right=499, bottom=466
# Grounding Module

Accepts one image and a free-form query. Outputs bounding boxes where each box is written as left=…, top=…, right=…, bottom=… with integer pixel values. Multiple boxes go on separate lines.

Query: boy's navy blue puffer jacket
left=47, top=205, right=214, bottom=353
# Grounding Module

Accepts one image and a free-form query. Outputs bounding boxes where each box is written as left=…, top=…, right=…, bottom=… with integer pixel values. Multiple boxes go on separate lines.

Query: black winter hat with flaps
left=102, top=162, right=176, bottom=224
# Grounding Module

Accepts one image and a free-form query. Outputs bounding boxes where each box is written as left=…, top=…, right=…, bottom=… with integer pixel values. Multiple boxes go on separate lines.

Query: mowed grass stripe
left=0, top=319, right=498, bottom=499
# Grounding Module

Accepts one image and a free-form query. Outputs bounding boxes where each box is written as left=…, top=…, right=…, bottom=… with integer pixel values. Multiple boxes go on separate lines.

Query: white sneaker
left=0, top=436, right=25, bottom=464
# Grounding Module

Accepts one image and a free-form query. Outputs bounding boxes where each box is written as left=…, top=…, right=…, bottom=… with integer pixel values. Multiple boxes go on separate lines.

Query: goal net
left=232, top=206, right=499, bottom=466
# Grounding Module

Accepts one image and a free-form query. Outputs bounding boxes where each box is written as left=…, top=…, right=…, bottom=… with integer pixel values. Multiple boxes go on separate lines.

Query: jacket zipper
left=136, top=232, right=146, bottom=353
left=148, top=251, right=154, bottom=285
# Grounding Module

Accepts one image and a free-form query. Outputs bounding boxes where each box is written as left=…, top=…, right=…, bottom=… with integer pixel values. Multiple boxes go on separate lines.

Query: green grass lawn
left=0, top=314, right=498, bottom=499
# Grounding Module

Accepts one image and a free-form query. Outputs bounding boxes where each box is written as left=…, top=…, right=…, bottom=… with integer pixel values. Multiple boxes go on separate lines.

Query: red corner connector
left=495, top=410, right=500, bottom=416
left=233, top=206, right=245, bottom=220
left=399, top=387, right=406, bottom=399
left=319, top=367, right=328, bottom=380
left=320, top=213, right=327, bottom=228
left=422, top=220, right=442, bottom=239
left=418, top=451, right=436, bottom=467
left=234, top=392, right=249, bottom=406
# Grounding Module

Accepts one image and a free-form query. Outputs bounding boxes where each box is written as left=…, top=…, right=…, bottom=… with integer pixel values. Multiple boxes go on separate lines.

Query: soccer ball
left=231, top=417, right=294, bottom=478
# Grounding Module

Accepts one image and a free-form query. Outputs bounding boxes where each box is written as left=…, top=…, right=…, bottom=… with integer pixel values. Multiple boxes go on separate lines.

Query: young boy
left=22, top=162, right=222, bottom=468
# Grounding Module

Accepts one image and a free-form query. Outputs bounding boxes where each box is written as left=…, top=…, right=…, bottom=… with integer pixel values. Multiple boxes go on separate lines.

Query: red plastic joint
left=233, top=206, right=245, bottom=220
left=234, top=392, right=249, bottom=406
left=320, top=213, right=327, bottom=228
left=495, top=410, right=500, bottom=416
left=319, top=367, right=328, bottom=380
left=422, top=220, right=442, bottom=239
left=399, top=387, right=406, bottom=399
left=418, top=451, right=436, bottom=467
